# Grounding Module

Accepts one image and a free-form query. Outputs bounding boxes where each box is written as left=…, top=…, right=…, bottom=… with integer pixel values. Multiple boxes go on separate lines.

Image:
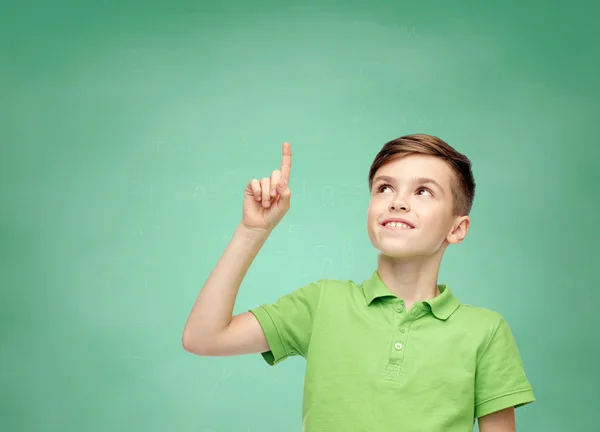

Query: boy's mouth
left=382, top=221, right=414, bottom=230
left=380, top=218, right=415, bottom=230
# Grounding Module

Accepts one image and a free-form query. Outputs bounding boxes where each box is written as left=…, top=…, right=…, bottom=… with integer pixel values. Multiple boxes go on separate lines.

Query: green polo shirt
left=249, top=271, right=535, bottom=431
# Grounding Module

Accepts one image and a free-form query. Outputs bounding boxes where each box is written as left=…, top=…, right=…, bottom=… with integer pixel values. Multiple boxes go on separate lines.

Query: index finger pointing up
left=280, top=142, right=292, bottom=183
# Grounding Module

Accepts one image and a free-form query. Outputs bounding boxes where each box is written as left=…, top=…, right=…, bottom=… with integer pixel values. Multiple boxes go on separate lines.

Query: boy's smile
left=380, top=217, right=416, bottom=231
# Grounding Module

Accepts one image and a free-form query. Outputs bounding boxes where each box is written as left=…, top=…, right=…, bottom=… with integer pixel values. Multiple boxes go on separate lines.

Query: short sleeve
left=248, top=280, right=323, bottom=366
left=474, top=317, right=536, bottom=418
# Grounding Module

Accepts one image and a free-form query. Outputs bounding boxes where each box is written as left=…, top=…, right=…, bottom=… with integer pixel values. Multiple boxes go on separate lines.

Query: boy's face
left=367, top=154, right=469, bottom=259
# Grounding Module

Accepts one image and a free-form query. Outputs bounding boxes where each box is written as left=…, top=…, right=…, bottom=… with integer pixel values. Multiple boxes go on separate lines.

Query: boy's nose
left=389, top=195, right=409, bottom=211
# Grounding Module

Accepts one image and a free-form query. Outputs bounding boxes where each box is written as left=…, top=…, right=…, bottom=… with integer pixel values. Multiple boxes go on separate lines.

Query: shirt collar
left=361, top=270, right=460, bottom=320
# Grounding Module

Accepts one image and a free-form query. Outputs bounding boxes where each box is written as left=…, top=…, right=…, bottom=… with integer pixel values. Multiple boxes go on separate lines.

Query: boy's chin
left=373, top=239, right=442, bottom=258
left=374, top=246, right=422, bottom=260
left=374, top=243, right=446, bottom=261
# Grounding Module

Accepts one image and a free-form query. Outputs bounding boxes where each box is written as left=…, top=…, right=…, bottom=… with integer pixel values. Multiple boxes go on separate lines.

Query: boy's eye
left=376, top=183, right=392, bottom=193
left=375, top=184, right=433, bottom=196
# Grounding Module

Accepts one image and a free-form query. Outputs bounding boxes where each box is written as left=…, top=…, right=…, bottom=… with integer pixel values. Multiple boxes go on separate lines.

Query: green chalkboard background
left=1, top=1, right=598, bottom=431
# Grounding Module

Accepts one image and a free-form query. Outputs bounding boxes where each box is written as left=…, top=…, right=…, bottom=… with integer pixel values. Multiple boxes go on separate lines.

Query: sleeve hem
left=249, top=307, right=288, bottom=366
left=475, top=388, right=536, bottom=418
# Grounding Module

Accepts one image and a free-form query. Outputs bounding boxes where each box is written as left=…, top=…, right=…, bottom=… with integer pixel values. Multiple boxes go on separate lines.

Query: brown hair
left=368, top=133, right=476, bottom=216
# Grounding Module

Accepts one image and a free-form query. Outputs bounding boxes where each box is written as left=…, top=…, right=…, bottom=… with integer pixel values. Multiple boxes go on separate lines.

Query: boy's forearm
left=182, top=223, right=271, bottom=352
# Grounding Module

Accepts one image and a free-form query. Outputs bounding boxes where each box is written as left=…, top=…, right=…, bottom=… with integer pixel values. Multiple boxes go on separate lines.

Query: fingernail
left=271, top=188, right=276, bottom=196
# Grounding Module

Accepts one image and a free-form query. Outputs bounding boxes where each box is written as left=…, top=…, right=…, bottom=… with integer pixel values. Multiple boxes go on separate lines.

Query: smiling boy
left=182, top=134, right=535, bottom=431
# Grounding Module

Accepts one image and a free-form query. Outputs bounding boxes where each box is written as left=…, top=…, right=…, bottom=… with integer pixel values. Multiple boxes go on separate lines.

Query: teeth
left=385, top=222, right=412, bottom=229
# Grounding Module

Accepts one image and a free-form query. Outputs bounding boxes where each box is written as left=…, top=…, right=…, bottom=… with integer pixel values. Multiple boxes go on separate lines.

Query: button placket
left=390, top=300, right=407, bottom=361
left=383, top=300, right=408, bottom=383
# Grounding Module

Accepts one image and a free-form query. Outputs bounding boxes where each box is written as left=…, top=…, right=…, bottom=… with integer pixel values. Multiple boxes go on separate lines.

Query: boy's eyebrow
left=372, top=175, right=445, bottom=194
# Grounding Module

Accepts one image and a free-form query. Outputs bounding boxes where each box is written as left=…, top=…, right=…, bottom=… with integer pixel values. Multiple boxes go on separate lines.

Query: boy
left=182, top=134, right=535, bottom=431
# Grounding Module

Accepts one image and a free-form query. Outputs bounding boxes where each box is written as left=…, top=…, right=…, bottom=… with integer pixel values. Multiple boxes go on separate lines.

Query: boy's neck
left=377, top=253, right=442, bottom=310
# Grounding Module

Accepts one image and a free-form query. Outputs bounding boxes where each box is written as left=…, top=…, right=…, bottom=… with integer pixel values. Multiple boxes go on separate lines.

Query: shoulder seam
left=476, top=316, right=503, bottom=365
left=304, top=279, right=326, bottom=351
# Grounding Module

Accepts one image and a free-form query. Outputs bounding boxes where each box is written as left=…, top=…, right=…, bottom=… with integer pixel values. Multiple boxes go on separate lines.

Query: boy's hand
left=241, top=142, right=292, bottom=232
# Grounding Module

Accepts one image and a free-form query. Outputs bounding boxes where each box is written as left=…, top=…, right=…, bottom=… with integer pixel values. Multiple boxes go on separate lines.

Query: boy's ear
left=447, top=216, right=470, bottom=245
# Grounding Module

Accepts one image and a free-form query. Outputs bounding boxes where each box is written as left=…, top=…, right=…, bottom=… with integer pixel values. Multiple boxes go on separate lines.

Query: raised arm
left=182, top=142, right=293, bottom=356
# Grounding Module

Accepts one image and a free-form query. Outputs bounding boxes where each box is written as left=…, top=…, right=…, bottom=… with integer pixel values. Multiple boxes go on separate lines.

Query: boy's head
left=366, top=134, right=476, bottom=259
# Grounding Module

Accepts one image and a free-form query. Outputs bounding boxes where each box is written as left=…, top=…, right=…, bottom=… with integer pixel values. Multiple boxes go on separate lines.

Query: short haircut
left=368, top=134, right=476, bottom=216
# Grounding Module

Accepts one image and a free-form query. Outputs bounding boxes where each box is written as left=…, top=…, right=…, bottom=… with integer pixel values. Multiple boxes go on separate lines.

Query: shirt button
left=399, top=325, right=407, bottom=332
left=394, top=342, right=403, bottom=350
left=395, top=304, right=404, bottom=313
